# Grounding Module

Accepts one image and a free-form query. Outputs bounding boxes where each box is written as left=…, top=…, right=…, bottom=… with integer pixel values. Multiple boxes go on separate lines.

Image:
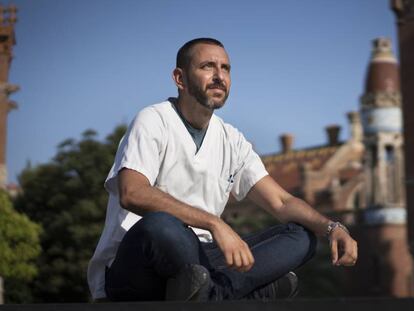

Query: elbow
left=119, top=188, right=145, bottom=214
left=269, top=198, right=284, bottom=214
left=119, top=191, right=132, bottom=210
left=270, top=195, right=295, bottom=222
left=117, top=168, right=152, bottom=215
left=268, top=197, right=285, bottom=220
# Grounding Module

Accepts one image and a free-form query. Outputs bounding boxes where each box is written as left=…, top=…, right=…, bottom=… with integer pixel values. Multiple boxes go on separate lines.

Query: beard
left=187, top=79, right=229, bottom=110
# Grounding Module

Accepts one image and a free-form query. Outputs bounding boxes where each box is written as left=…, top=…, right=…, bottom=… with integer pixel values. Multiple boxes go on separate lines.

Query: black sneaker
left=165, top=264, right=211, bottom=301
left=245, top=271, right=298, bottom=301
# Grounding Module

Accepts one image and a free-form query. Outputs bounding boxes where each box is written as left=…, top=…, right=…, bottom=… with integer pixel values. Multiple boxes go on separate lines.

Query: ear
left=172, top=68, right=186, bottom=91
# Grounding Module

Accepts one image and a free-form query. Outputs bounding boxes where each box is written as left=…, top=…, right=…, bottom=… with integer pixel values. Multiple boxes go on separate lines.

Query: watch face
left=326, top=222, right=349, bottom=237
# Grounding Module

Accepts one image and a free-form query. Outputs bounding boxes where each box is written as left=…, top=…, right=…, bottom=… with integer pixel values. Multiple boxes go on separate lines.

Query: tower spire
left=360, top=37, right=404, bottom=211
left=361, top=38, right=401, bottom=110
left=349, top=37, right=413, bottom=297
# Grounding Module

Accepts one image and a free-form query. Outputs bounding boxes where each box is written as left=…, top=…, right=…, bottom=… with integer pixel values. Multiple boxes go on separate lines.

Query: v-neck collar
left=168, top=98, right=214, bottom=157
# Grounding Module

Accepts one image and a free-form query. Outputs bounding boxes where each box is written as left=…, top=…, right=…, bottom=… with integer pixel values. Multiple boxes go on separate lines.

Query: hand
left=210, top=219, right=255, bottom=272
left=329, top=227, right=358, bottom=266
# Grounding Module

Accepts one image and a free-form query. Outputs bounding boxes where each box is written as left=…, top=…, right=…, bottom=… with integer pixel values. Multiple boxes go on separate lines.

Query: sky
left=5, top=0, right=398, bottom=184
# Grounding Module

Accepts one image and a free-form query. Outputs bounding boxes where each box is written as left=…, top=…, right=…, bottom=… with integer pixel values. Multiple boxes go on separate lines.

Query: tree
left=0, top=190, right=41, bottom=303
left=14, top=125, right=126, bottom=302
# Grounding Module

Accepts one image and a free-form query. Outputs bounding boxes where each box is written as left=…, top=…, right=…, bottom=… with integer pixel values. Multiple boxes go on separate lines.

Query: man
left=88, top=38, right=357, bottom=302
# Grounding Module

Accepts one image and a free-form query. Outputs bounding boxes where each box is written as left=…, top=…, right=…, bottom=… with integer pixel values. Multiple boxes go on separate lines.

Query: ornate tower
left=361, top=38, right=405, bottom=211
left=0, top=5, right=18, bottom=189
left=351, top=38, right=413, bottom=297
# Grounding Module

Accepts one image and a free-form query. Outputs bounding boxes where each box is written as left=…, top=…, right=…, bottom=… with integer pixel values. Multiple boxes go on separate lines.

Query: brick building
left=0, top=4, right=18, bottom=190
left=223, top=38, right=414, bottom=297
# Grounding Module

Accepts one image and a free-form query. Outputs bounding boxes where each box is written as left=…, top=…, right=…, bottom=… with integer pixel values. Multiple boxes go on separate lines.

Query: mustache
left=207, top=82, right=227, bottom=91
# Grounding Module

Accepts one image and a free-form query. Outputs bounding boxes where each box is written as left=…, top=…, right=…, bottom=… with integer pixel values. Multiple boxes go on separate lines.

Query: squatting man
left=88, top=38, right=358, bottom=301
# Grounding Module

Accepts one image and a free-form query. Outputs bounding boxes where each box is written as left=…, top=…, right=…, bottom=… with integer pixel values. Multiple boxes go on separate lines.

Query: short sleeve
left=230, top=131, right=268, bottom=201
left=104, top=107, right=165, bottom=194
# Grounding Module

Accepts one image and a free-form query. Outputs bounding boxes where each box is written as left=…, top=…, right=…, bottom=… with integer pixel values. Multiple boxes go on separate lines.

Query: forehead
left=189, top=43, right=230, bottom=65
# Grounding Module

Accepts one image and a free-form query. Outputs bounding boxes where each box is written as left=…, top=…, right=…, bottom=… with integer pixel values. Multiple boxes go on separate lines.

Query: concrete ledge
left=1, top=298, right=413, bottom=311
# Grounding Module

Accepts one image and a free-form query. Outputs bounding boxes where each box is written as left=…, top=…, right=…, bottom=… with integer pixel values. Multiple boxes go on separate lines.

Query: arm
left=118, top=168, right=254, bottom=272
left=247, top=175, right=358, bottom=266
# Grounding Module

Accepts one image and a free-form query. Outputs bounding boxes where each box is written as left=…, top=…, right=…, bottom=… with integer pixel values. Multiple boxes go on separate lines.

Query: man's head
left=173, top=38, right=231, bottom=110
left=176, top=38, right=224, bottom=70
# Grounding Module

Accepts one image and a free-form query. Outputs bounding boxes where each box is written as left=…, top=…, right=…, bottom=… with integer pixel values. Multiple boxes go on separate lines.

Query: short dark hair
left=176, top=38, right=224, bottom=69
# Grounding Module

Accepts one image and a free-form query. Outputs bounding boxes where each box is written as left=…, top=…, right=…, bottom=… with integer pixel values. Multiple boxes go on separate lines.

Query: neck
left=176, top=95, right=213, bottom=129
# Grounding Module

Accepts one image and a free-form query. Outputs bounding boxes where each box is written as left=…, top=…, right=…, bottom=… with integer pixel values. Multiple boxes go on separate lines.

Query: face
left=183, top=43, right=231, bottom=110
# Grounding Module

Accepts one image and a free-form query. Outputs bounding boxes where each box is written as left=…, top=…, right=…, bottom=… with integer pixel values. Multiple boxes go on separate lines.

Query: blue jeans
left=105, top=211, right=316, bottom=301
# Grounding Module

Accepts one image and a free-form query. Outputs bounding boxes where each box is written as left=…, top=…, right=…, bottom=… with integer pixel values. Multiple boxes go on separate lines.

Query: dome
left=364, top=38, right=400, bottom=93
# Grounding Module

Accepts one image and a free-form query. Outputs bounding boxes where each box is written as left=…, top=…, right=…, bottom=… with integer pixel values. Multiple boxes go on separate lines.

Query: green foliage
left=0, top=190, right=41, bottom=303
left=225, top=208, right=280, bottom=236
left=14, top=125, right=127, bottom=302
left=296, top=242, right=346, bottom=297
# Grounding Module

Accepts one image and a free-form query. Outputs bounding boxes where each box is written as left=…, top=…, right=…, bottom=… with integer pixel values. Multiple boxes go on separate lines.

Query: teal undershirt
left=169, top=98, right=207, bottom=153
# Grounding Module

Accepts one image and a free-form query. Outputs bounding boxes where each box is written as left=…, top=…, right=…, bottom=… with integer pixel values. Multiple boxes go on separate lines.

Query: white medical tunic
left=87, top=100, right=268, bottom=299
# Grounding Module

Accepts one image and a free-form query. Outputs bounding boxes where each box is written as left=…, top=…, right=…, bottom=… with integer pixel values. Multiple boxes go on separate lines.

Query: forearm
left=248, top=175, right=331, bottom=236
left=119, top=174, right=221, bottom=232
left=273, top=196, right=331, bottom=236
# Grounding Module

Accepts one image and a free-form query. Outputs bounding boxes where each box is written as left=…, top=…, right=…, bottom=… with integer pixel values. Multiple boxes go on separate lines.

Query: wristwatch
left=326, top=221, right=349, bottom=238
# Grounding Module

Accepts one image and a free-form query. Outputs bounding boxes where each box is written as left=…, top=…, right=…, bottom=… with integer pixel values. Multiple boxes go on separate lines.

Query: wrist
left=326, top=221, right=349, bottom=239
left=207, top=215, right=223, bottom=233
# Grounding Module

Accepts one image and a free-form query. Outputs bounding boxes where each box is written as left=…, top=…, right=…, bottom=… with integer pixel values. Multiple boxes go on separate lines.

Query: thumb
left=330, top=239, right=338, bottom=265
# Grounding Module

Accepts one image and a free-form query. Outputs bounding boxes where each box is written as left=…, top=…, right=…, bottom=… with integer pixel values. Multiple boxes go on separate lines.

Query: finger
left=330, top=239, right=338, bottom=265
left=232, top=251, right=243, bottom=270
left=240, top=242, right=253, bottom=267
left=352, top=241, right=358, bottom=263
left=337, top=252, right=353, bottom=266
left=247, top=248, right=255, bottom=270
left=342, top=242, right=358, bottom=266
left=337, top=242, right=356, bottom=266
left=240, top=250, right=251, bottom=272
left=336, top=242, right=349, bottom=264
left=349, top=241, right=358, bottom=265
left=339, top=255, right=356, bottom=266
left=224, top=250, right=233, bottom=268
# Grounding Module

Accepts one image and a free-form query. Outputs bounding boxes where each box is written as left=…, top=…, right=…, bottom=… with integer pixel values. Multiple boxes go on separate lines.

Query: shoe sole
left=165, top=265, right=210, bottom=301
left=285, top=271, right=299, bottom=298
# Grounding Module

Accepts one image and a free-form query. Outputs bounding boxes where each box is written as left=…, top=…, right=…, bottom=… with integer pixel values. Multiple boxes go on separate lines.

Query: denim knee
left=287, top=222, right=317, bottom=261
left=129, top=211, right=196, bottom=246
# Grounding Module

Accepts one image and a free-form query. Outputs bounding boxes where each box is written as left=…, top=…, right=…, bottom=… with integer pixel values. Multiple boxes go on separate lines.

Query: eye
left=222, top=65, right=231, bottom=72
left=201, top=62, right=214, bottom=69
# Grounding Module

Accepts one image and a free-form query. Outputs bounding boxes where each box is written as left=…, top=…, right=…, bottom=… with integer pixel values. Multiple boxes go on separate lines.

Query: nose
left=213, top=67, right=225, bottom=82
